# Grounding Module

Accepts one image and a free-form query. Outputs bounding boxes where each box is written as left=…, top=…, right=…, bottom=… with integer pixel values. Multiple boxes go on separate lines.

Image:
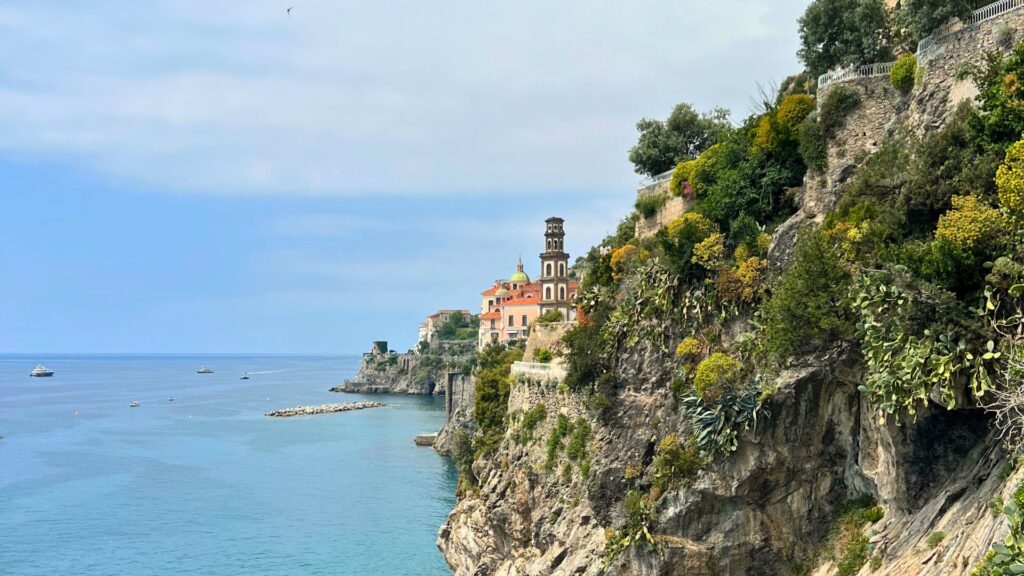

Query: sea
left=0, top=354, right=457, bottom=575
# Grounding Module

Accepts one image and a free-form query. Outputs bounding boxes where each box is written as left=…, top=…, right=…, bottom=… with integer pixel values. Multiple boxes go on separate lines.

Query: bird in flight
left=287, top=6, right=294, bottom=18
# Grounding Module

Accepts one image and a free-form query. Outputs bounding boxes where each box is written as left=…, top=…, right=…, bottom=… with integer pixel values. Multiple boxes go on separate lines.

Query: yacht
left=240, top=373, right=250, bottom=380
left=196, top=365, right=214, bottom=374
left=129, top=401, right=140, bottom=408
left=168, top=396, right=175, bottom=402
left=30, top=365, right=54, bottom=377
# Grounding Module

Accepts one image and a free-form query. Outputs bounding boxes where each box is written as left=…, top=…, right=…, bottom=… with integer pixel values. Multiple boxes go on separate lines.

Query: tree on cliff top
left=797, top=0, right=892, bottom=78
left=628, top=104, right=732, bottom=177
left=894, top=0, right=989, bottom=48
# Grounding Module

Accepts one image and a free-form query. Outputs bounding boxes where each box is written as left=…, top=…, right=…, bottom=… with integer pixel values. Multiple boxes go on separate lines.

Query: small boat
left=196, top=365, right=213, bottom=374
left=129, top=401, right=140, bottom=408
left=30, top=364, right=54, bottom=377
left=168, top=396, right=175, bottom=402
left=240, top=373, right=250, bottom=380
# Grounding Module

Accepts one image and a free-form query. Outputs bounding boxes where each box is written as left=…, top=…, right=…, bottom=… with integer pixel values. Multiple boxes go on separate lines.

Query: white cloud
left=0, top=0, right=806, bottom=197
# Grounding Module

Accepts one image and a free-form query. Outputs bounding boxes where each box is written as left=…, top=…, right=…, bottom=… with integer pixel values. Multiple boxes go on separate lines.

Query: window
left=559, top=286, right=565, bottom=300
left=490, top=319, right=495, bottom=329
left=508, top=315, right=514, bottom=327
left=545, top=286, right=552, bottom=300
left=521, top=314, right=527, bottom=326
left=558, top=263, right=565, bottom=276
left=488, top=299, right=493, bottom=307
left=546, top=263, right=552, bottom=276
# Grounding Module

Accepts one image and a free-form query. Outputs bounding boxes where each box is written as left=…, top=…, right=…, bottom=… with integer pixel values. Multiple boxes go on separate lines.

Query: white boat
left=240, top=373, right=250, bottom=380
left=168, top=396, right=175, bottom=402
left=129, top=401, right=140, bottom=408
left=196, top=365, right=213, bottom=374
left=30, top=365, right=54, bottom=377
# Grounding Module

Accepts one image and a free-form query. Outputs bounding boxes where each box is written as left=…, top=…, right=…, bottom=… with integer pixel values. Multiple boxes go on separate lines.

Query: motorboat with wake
left=129, top=401, right=140, bottom=408
left=240, top=373, right=250, bottom=380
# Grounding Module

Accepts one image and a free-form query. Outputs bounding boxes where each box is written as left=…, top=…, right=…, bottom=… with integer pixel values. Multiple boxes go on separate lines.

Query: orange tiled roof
left=502, top=295, right=540, bottom=307
left=481, top=285, right=501, bottom=296
left=480, top=311, right=501, bottom=320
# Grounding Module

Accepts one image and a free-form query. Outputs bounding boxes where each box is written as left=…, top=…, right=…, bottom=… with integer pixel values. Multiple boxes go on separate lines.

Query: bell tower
left=539, top=217, right=569, bottom=316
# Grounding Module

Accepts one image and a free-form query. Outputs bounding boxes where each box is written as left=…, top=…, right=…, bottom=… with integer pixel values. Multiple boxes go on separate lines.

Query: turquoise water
left=0, top=354, right=456, bottom=575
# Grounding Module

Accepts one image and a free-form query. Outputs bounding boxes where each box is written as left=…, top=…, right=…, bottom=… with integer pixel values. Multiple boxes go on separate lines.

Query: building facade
left=477, top=218, right=578, bottom=349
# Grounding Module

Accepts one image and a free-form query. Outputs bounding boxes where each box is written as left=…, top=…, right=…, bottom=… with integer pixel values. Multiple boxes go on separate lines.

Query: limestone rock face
left=439, top=345, right=1011, bottom=575
left=440, top=10, right=1024, bottom=575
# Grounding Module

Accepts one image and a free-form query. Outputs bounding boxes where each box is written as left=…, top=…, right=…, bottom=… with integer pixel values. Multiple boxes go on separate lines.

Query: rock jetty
left=414, top=432, right=438, bottom=446
left=265, top=401, right=383, bottom=418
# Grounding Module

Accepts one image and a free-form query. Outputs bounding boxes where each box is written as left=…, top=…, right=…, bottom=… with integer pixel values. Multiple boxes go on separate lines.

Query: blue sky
left=0, top=1, right=806, bottom=353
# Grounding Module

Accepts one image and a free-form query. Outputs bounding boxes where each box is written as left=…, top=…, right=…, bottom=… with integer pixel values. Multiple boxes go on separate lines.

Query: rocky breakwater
left=265, top=401, right=384, bottom=417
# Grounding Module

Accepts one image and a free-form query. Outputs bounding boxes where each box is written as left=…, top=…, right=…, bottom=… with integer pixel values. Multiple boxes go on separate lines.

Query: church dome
left=509, top=257, right=530, bottom=284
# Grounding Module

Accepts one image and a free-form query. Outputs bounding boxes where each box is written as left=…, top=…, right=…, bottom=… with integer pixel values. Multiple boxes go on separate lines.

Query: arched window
left=545, top=286, right=552, bottom=300
left=546, top=263, right=552, bottom=277
left=558, top=263, right=565, bottom=277
left=559, top=286, right=565, bottom=300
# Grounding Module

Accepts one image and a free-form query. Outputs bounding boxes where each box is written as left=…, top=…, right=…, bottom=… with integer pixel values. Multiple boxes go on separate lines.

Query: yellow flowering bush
left=733, top=243, right=752, bottom=262
left=610, top=245, right=650, bottom=281
left=996, top=139, right=1024, bottom=219
left=670, top=159, right=697, bottom=197
left=689, top=144, right=725, bottom=195
left=675, top=337, right=701, bottom=363
left=667, top=212, right=718, bottom=245
left=693, top=353, right=743, bottom=401
left=735, top=257, right=769, bottom=303
left=775, top=94, right=815, bottom=134
left=692, top=232, right=727, bottom=270
left=935, top=195, right=1007, bottom=253
left=753, top=115, right=777, bottom=152
left=756, top=232, right=772, bottom=255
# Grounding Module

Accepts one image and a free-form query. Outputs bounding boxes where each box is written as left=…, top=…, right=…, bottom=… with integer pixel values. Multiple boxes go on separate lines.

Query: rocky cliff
left=438, top=9, right=1024, bottom=575
left=334, top=341, right=475, bottom=396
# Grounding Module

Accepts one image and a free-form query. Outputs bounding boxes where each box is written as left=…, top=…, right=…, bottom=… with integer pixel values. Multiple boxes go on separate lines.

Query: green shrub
left=566, top=418, right=591, bottom=462
left=563, top=312, right=611, bottom=392
left=926, top=531, right=945, bottom=548
left=823, top=496, right=885, bottom=576
left=536, top=309, right=565, bottom=325
left=651, top=434, right=703, bottom=491
left=534, top=347, right=553, bottom=363
left=635, top=193, right=668, bottom=218
left=604, top=489, right=656, bottom=559
left=799, top=115, right=828, bottom=171
left=891, top=53, right=917, bottom=94
left=517, top=403, right=547, bottom=444
left=819, top=87, right=860, bottom=137
left=545, top=414, right=573, bottom=469
left=452, top=428, right=478, bottom=496
left=762, top=230, right=853, bottom=360
left=693, top=352, right=743, bottom=401
left=473, top=342, right=525, bottom=456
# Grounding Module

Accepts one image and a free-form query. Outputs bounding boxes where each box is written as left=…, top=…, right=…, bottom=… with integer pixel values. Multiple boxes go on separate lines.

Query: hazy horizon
left=2, top=1, right=806, bottom=354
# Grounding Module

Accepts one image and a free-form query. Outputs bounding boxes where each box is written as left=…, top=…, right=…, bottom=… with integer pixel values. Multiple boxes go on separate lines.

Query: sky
left=0, top=0, right=808, bottom=354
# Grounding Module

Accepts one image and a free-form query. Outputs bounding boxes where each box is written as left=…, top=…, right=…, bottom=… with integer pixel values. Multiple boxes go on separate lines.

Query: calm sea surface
left=0, top=354, right=456, bottom=575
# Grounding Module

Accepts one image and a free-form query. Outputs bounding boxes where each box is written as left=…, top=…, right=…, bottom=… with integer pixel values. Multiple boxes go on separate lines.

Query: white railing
left=819, top=61, right=896, bottom=88
left=818, top=0, right=1024, bottom=89
left=510, top=361, right=567, bottom=382
left=637, top=168, right=674, bottom=192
